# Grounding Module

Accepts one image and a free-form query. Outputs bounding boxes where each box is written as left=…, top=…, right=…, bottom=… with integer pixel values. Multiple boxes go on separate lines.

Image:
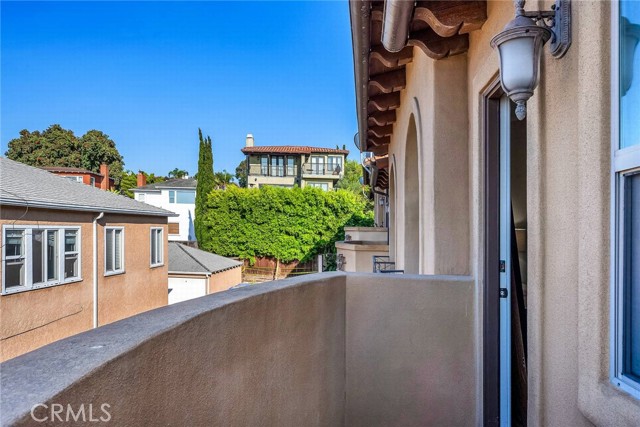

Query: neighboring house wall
left=0, top=207, right=168, bottom=361
left=375, top=1, right=639, bottom=425
left=135, top=189, right=194, bottom=241
left=168, top=266, right=242, bottom=304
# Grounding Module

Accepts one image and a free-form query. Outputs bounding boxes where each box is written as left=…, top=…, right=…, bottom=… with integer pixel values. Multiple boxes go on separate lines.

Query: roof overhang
left=0, top=199, right=178, bottom=217
left=350, top=0, right=487, bottom=190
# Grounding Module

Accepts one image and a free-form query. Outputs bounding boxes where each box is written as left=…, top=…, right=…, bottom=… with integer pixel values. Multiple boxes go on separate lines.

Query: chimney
left=99, top=164, right=109, bottom=190
left=245, top=134, right=254, bottom=147
left=137, top=172, right=147, bottom=188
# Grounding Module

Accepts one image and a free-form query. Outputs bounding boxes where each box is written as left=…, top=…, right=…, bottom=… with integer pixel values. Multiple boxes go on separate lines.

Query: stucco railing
left=0, top=273, right=476, bottom=427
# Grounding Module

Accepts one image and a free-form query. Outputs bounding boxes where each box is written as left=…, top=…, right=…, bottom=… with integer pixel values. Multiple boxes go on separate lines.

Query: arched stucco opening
left=388, top=164, right=396, bottom=261
left=403, top=115, right=420, bottom=274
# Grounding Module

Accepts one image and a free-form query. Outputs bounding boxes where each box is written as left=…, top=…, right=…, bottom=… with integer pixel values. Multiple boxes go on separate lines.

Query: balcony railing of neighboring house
left=1, top=273, right=476, bottom=427
left=249, top=164, right=297, bottom=178
left=372, top=255, right=404, bottom=274
left=302, top=163, right=343, bottom=176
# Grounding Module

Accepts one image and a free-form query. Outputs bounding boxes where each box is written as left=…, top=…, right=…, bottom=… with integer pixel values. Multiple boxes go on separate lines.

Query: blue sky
left=1, top=1, right=357, bottom=176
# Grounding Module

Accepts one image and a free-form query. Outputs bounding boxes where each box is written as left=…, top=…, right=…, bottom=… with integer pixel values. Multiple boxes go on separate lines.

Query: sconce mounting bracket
left=517, top=0, right=572, bottom=58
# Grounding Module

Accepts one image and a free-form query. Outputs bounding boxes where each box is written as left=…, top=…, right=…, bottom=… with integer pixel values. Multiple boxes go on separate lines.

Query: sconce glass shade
left=491, top=15, right=551, bottom=120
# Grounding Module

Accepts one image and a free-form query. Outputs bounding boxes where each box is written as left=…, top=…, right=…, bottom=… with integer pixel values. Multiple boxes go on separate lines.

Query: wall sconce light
left=491, top=0, right=571, bottom=120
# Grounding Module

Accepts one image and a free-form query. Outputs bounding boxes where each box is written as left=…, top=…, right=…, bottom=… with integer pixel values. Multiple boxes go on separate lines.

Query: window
left=271, top=156, right=285, bottom=177
left=150, top=228, right=163, bottom=267
left=176, top=190, right=195, bottom=204
left=613, top=0, right=640, bottom=398
left=65, top=176, right=83, bottom=183
left=328, top=156, right=343, bottom=174
left=90, top=176, right=96, bottom=187
left=310, top=156, right=325, bottom=175
left=308, top=182, right=329, bottom=191
left=287, top=157, right=296, bottom=176
left=138, top=193, right=146, bottom=202
left=105, top=227, right=124, bottom=275
left=2, top=226, right=81, bottom=294
left=260, top=156, right=269, bottom=176
left=168, top=190, right=175, bottom=203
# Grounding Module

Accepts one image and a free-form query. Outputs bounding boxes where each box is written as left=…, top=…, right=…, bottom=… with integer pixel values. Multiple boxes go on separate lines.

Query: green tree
left=336, top=159, right=366, bottom=195
left=194, top=128, right=215, bottom=243
left=119, top=170, right=166, bottom=198
left=214, top=170, right=234, bottom=189
left=5, top=125, right=125, bottom=186
left=235, top=159, right=248, bottom=188
left=80, top=130, right=124, bottom=186
left=168, top=168, right=189, bottom=179
left=198, top=186, right=374, bottom=264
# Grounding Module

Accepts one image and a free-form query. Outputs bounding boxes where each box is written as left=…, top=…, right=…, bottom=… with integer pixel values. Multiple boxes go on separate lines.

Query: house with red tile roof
left=240, top=134, right=349, bottom=190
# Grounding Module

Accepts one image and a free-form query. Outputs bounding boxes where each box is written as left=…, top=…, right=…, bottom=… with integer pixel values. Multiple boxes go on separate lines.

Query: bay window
left=2, top=226, right=81, bottom=294
left=612, top=0, right=640, bottom=398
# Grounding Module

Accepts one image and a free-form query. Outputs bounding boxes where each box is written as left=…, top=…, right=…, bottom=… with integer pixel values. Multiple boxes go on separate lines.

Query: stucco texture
left=0, top=208, right=168, bottom=361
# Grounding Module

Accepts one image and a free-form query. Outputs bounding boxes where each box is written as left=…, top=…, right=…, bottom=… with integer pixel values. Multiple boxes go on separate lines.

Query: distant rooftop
left=0, top=157, right=174, bottom=217
left=40, top=166, right=104, bottom=176
left=134, top=177, right=197, bottom=191
left=241, top=146, right=349, bottom=155
left=169, top=242, right=242, bottom=274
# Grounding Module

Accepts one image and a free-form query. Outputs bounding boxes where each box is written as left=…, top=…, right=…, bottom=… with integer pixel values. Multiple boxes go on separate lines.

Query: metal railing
left=302, top=163, right=342, bottom=176
left=249, top=164, right=298, bottom=177
left=373, top=255, right=404, bottom=273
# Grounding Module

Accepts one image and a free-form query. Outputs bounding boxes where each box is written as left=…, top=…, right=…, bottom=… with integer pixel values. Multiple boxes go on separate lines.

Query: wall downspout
left=92, top=212, right=104, bottom=328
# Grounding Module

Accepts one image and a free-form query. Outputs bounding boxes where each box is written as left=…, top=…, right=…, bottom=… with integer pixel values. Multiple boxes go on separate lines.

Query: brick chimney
left=137, top=172, right=147, bottom=187
left=99, top=164, right=109, bottom=190
left=245, top=134, right=254, bottom=147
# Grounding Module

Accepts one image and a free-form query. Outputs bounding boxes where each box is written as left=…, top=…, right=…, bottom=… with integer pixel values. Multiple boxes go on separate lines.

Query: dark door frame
left=483, top=80, right=504, bottom=427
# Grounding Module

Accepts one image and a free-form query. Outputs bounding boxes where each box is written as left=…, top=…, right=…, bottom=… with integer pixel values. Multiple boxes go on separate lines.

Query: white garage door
left=168, top=277, right=207, bottom=304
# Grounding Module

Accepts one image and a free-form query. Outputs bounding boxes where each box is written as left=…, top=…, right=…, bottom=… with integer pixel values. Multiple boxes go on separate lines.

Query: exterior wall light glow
left=491, top=0, right=571, bottom=120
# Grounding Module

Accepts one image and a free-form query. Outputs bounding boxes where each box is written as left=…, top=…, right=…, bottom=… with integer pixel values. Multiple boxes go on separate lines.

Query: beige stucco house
left=241, top=134, right=349, bottom=190
left=0, top=158, right=173, bottom=361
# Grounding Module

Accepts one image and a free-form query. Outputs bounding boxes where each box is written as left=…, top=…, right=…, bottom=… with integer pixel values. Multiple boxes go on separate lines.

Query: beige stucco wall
left=335, top=241, right=389, bottom=273
left=0, top=208, right=168, bottom=361
left=383, top=0, right=640, bottom=425
left=208, top=266, right=242, bottom=293
left=346, top=274, right=476, bottom=427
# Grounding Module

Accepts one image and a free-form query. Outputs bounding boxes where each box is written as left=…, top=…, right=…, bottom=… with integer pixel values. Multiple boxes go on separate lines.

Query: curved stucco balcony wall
left=0, top=272, right=475, bottom=427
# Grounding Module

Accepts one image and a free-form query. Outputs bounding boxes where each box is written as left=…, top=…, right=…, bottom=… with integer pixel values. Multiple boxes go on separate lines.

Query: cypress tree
left=195, top=128, right=215, bottom=244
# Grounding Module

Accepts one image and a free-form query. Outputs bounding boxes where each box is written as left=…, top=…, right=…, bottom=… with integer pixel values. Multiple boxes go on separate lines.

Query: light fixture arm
left=515, top=0, right=571, bottom=58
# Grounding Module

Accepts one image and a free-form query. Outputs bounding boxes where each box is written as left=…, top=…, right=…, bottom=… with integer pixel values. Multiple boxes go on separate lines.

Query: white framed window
left=1, top=225, right=82, bottom=295
left=104, top=227, right=124, bottom=276
left=150, top=227, right=163, bottom=267
left=328, top=156, right=343, bottom=174
left=611, top=0, right=640, bottom=399
left=308, top=182, right=329, bottom=191
left=168, top=190, right=176, bottom=203
left=65, top=176, right=83, bottom=183
left=138, top=193, right=146, bottom=203
left=90, top=176, right=96, bottom=187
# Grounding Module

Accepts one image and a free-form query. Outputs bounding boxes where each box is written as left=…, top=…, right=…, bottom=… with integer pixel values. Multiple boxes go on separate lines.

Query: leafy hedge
left=198, top=186, right=374, bottom=264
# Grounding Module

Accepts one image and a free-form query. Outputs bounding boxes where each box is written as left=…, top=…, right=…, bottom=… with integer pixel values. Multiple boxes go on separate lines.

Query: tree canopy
left=5, top=124, right=124, bottom=185
left=198, top=186, right=374, bottom=264
left=194, top=129, right=215, bottom=243
left=235, top=159, right=248, bottom=188
left=168, top=168, right=189, bottom=179
left=335, top=159, right=366, bottom=195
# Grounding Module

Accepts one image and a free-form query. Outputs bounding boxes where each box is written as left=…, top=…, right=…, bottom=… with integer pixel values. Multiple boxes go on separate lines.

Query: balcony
left=301, top=163, right=343, bottom=178
left=1, top=272, right=475, bottom=426
left=248, top=164, right=297, bottom=178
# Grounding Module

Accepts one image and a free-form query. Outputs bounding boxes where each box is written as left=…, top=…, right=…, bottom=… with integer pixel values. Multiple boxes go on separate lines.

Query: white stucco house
left=132, top=174, right=196, bottom=242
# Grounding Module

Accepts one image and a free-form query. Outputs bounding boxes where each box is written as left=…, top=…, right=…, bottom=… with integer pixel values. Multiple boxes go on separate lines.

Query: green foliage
left=80, top=130, right=124, bottom=186
left=235, top=159, right=247, bottom=188
left=119, top=170, right=166, bottom=198
left=5, top=125, right=125, bottom=186
left=336, top=159, right=366, bottom=195
left=168, top=168, right=189, bottom=179
left=198, top=186, right=374, bottom=264
left=213, top=170, right=234, bottom=189
left=195, top=128, right=215, bottom=243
